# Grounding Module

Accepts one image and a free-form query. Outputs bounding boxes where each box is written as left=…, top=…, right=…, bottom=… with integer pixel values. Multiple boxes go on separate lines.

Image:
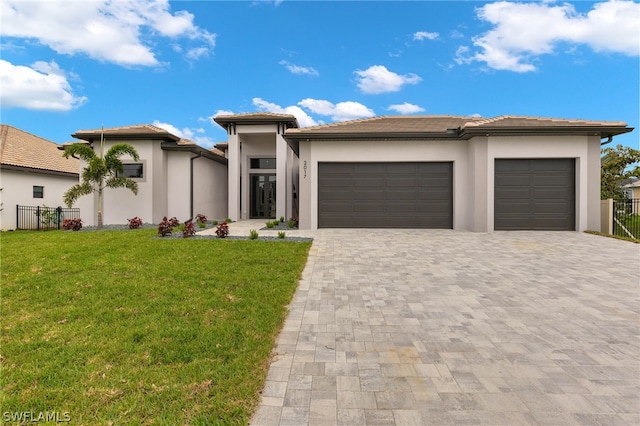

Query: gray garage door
left=318, top=162, right=453, bottom=228
left=494, top=159, right=575, bottom=230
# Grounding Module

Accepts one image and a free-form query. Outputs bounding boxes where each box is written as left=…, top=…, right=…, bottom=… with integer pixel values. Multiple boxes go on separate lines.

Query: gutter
left=190, top=152, right=202, bottom=219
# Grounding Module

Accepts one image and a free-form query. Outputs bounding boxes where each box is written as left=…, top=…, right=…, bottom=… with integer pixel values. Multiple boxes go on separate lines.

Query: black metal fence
left=16, top=205, right=81, bottom=230
left=613, top=199, right=640, bottom=240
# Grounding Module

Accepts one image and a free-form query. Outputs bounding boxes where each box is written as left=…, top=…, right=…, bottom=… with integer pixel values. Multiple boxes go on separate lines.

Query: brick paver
left=245, top=228, right=640, bottom=425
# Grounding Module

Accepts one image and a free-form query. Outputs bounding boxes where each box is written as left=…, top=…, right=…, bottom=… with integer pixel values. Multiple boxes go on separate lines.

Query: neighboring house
left=215, top=114, right=633, bottom=231
left=69, top=124, right=227, bottom=227
left=0, top=125, right=79, bottom=230
left=621, top=178, right=640, bottom=200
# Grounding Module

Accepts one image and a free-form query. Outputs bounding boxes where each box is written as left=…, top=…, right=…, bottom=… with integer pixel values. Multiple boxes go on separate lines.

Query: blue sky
left=1, top=0, right=638, bottom=150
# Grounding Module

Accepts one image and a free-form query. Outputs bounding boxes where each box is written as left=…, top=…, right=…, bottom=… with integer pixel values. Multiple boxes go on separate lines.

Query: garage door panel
left=387, top=190, right=418, bottom=201
left=495, top=200, right=531, bottom=213
left=495, top=159, right=574, bottom=230
left=386, top=163, right=417, bottom=174
left=318, top=162, right=452, bottom=228
left=386, top=177, right=417, bottom=187
left=495, top=176, right=531, bottom=186
left=353, top=190, right=384, bottom=201
left=354, top=163, right=385, bottom=173
left=495, top=189, right=531, bottom=199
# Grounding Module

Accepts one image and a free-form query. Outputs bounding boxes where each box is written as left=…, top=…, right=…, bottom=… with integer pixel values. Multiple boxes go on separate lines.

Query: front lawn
left=1, top=229, right=311, bottom=424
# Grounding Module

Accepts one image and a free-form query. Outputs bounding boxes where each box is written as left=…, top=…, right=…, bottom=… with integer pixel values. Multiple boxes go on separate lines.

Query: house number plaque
left=303, top=161, right=307, bottom=179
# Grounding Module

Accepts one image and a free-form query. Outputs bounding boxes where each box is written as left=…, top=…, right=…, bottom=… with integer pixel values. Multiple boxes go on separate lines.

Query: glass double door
left=250, top=174, right=276, bottom=219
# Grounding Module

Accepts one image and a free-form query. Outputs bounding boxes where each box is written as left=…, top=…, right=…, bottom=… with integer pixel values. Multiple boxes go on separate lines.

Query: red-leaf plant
left=215, top=221, right=229, bottom=238
left=182, top=220, right=196, bottom=238
left=63, top=218, right=83, bottom=231
left=128, top=216, right=143, bottom=229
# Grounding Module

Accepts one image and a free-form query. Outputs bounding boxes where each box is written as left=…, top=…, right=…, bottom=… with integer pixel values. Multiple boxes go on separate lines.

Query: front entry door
left=250, top=174, right=276, bottom=218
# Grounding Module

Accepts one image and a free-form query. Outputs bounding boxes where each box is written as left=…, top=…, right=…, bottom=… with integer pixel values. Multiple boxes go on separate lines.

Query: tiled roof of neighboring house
left=214, top=113, right=299, bottom=129
left=72, top=124, right=180, bottom=142
left=0, top=125, right=79, bottom=175
left=622, top=178, right=640, bottom=188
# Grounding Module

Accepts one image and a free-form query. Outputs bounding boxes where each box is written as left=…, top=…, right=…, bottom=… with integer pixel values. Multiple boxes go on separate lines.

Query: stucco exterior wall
left=298, top=139, right=470, bottom=230
left=0, top=169, right=78, bottom=230
left=100, top=140, right=156, bottom=225
left=193, top=157, right=228, bottom=221
left=166, top=151, right=191, bottom=221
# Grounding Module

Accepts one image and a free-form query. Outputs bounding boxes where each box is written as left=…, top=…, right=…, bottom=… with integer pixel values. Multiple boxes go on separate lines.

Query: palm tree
left=63, top=131, right=140, bottom=229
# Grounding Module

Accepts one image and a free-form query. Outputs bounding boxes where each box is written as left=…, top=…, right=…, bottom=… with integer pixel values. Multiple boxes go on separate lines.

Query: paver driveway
left=250, top=230, right=640, bottom=425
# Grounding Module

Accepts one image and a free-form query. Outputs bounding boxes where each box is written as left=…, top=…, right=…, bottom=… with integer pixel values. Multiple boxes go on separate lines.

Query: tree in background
left=601, top=144, right=640, bottom=200
left=62, top=134, right=140, bottom=230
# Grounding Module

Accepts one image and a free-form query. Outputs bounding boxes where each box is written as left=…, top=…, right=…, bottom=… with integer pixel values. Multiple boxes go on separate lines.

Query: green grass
left=1, top=229, right=311, bottom=425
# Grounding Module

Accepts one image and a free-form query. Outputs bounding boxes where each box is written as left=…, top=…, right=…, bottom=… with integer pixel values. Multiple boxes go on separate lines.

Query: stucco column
left=298, top=141, right=313, bottom=230
left=227, top=133, right=241, bottom=221
left=276, top=134, right=287, bottom=220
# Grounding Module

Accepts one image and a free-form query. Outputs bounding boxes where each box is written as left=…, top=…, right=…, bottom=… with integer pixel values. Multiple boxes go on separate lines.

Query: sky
left=1, top=0, right=639, bottom=151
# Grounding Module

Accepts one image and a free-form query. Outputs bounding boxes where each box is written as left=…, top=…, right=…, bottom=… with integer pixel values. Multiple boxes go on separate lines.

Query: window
left=117, top=163, right=144, bottom=178
left=250, top=158, right=276, bottom=169
left=33, top=186, right=44, bottom=198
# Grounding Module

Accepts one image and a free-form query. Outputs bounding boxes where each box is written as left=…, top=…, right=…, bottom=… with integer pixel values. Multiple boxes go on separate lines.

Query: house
left=69, top=124, right=227, bottom=227
left=214, top=114, right=633, bottom=231
left=0, top=125, right=79, bottom=230
left=622, top=178, right=640, bottom=200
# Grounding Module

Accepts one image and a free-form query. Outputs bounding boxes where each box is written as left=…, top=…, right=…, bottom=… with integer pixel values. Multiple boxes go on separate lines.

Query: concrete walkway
left=244, top=229, right=640, bottom=425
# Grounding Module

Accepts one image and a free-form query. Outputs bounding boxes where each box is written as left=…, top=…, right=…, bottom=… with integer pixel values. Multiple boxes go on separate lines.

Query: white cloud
left=387, top=103, right=425, bottom=114
left=152, top=120, right=215, bottom=148
left=354, top=65, right=421, bottom=94
left=299, top=99, right=375, bottom=122
left=252, top=98, right=319, bottom=127
left=0, top=60, right=87, bottom=111
left=457, top=0, right=640, bottom=72
left=279, top=60, right=319, bottom=76
left=0, top=0, right=216, bottom=67
left=413, top=31, right=439, bottom=41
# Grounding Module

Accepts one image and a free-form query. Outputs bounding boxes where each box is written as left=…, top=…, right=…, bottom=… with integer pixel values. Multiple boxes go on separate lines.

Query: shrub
left=195, top=213, right=207, bottom=226
left=225, top=217, right=232, bottom=223
left=279, top=216, right=285, bottom=223
left=128, top=216, right=143, bottom=229
left=266, top=221, right=275, bottom=229
left=212, top=220, right=219, bottom=226
left=278, top=231, right=286, bottom=239
left=182, top=220, right=196, bottom=238
left=158, top=216, right=173, bottom=237
left=168, top=217, right=180, bottom=228
left=62, top=218, right=83, bottom=231
left=249, top=229, right=259, bottom=240
left=215, top=222, right=229, bottom=239
left=288, top=218, right=298, bottom=229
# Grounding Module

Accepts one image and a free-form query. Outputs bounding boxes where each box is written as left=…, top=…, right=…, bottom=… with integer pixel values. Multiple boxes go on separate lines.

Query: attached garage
left=494, top=159, right=575, bottom=230
left=318, top=162, right=453, bottom=228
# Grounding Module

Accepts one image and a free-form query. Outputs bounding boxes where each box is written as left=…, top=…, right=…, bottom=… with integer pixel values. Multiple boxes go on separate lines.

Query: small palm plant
left=62, top=131, right=140, bottom=230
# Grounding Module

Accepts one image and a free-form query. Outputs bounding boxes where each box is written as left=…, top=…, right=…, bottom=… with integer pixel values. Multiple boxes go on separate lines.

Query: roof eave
left=0, top=163, right=79, bottom=177
left=459, top=126, right=634, bottom=139
left=214, top=115, right=299, bottom=130
left=160, top=143, right=228, bottom=165
left=71, top=131, right=180, bottom=143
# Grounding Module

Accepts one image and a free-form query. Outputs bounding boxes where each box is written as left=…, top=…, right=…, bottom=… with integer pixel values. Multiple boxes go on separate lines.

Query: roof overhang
left=214, top=114, right=299, bottom=132
left=71, top=130, right=180, bottom=143
left=0, top=163, right=79, bottom=178
left=160, top=142, right=227, bottom=165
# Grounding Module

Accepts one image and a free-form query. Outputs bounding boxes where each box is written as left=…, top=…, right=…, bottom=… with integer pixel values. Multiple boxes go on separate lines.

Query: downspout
left=190, top=152, right=202, bottom=219
left=601, top=135, right=613, bottom=146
